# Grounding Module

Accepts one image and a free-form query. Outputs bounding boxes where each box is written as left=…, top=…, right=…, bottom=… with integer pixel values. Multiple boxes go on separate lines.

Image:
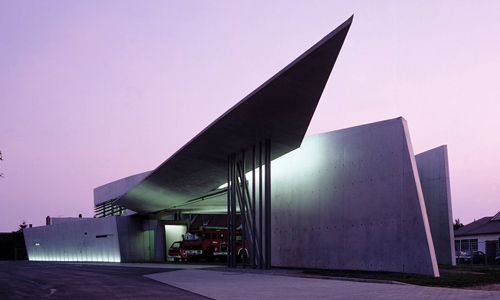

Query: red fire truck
left=180, top=227, right=247, bottom=262
left=167, top=241, right=187, bottom=262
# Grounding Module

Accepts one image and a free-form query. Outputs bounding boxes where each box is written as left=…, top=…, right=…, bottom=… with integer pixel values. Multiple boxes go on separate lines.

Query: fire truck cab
left=182, top=228, right=226, bottom=261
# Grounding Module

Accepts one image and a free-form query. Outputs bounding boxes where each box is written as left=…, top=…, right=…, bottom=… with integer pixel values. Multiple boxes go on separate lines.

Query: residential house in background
left=455, top=211, right=500, bottom=264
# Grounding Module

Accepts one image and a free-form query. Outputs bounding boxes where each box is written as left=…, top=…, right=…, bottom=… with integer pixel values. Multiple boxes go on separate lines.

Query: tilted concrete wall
left=94, top=171, right=151, bottom=206
left=271, top=117, right=439, bottom=276
left=115, top=216, right=148, bottom=262
left=24, top=217, right=122, bottom=262
left=416, top=145, right=455, bottom=265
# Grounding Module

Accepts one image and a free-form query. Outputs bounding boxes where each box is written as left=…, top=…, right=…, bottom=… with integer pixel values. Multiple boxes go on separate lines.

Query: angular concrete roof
left=115, top=16, right=353, bottom=214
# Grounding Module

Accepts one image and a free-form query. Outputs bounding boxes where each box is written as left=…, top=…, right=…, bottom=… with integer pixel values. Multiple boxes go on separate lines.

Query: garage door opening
left=165, top=224, right=187, bottom=262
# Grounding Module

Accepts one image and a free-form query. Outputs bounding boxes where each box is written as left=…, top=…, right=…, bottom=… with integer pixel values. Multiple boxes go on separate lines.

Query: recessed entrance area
left=165, top=224, right=187, bottom=262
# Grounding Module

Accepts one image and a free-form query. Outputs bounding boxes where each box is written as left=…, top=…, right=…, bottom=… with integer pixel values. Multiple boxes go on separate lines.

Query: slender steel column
left=227, top=143, right=268, bottom=269
left=240, top=150, right=246, bottom=267
left=264, top=139, right=271, bottom=269
left=234, top=163, right=242, bottom=260
left=251, top=144, right=256, bottom=269
left=258, top=141, right=263, bottom=269
left=230, top=154, right=237, bottom=268
left=226, top=156, right=231, bottom=267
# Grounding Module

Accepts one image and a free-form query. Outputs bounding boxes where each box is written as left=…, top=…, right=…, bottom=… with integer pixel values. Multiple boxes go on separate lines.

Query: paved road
left=4, top=261, right=500, bottom=300
left=148, top=268, right=500, bottom=300
left=0, top=261, right=212, bottom=300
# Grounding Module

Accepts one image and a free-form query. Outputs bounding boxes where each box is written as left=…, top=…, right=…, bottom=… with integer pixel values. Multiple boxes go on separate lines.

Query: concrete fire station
left=24, top=16, right=454, bottom=277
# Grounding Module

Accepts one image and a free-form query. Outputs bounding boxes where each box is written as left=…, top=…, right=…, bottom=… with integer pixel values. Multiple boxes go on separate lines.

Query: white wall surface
left=271, top=117, right=439, bottom=276
left=24, top=217, right=121, bottom=262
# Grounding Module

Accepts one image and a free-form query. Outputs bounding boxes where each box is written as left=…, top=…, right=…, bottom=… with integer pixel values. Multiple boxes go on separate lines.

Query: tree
left=0, top=221, right=27, bottom=260
left=18, top=220, right=28, bottom=232
left=454, top=218, right=464, bottom=230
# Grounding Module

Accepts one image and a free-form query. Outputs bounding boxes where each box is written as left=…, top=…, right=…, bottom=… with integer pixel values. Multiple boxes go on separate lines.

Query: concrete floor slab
left=145, top=269, right=500, bottom=300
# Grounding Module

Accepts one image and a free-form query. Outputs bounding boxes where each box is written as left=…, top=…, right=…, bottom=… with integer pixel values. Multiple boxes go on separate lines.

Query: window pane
left=461, top=240, right=469, bottom=251
left=471, top=239, right=478, bottom=251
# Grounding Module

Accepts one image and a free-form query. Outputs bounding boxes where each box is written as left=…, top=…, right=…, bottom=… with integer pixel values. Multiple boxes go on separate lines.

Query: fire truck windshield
left=184, top=232, right=201, bottom=241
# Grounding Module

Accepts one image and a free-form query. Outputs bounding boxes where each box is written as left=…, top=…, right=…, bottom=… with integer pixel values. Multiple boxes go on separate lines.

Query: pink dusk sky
left=1, top=1, right=499, bottom=232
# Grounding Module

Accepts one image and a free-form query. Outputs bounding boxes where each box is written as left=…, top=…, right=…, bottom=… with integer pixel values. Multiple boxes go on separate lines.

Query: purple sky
left=1, top=1, right=499, bottom=232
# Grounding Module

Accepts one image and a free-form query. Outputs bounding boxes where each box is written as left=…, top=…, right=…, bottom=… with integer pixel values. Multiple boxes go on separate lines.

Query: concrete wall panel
left=271, top=117, right=439, bottom=276
left=416, top=145, right=455, bottom=265
left=24, top=217, right=121, bottom=262
left=116, top=216, right=147, bottom=262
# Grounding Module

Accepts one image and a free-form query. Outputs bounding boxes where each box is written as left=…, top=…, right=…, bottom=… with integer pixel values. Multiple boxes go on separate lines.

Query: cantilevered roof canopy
left=115, top=16, right=353, bottom=214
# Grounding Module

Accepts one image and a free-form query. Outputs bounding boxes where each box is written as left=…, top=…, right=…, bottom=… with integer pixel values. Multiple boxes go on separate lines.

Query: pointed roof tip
left=338, top=15, right=354, bottom=31
left=116, top=16, right=353, bottom=213
left=323, top=15, right=353, bottom=39
left=304, top=15, right=352, bottom=56
left=342, top=14, right=354, bottom=26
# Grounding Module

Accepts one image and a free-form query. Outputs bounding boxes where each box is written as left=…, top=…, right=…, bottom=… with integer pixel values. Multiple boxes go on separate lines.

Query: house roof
left=114, top=16, right=353, bottom=214
left=455, top=215, right=500, bottom=237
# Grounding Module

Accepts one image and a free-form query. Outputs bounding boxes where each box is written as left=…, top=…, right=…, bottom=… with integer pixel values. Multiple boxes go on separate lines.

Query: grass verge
left=302, top=265, right=500, bottom=288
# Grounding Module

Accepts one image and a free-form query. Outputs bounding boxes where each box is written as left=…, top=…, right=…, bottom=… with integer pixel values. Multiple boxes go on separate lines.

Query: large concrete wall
left=24, top=217, right=122, bottom=262
left=94, top=171, right=151, bottom=206
left=115, top=216, right=148, bottom=262
left=24, top=214, right=183, bottom=263
left=271, top=117, right=439, bottom=276
left=416, top=145, right=455, bottom=265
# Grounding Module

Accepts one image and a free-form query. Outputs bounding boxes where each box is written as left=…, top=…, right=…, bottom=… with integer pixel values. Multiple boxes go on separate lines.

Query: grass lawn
left=302, top=265, right=500, bottom=288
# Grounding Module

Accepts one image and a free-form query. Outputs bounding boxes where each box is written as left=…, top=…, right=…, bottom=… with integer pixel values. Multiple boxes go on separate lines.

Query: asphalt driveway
left=0, top=261, right=212, bottom=299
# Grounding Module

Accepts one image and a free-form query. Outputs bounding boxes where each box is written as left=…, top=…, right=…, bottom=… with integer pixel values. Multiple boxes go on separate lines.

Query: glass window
left=457, top=239, right=478, bottom=252
left=185, top=232, right=201, bottom=241
left=471, top=239, right=478, bottom=251
left=460, top=239, right=470, bottom=251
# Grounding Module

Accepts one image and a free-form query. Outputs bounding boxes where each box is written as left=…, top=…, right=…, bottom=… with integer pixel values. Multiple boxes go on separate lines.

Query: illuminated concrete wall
left=271, top=117, right=439, bottom=276
left=115, top=216, right=149, bottom=262
left=24, top=216, right=150, bottom=263
left=25, top=171, right=154, bottom=263
left=416, top=145, right=455, bottom=265
left=25, top=216, right=121, bottom=262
